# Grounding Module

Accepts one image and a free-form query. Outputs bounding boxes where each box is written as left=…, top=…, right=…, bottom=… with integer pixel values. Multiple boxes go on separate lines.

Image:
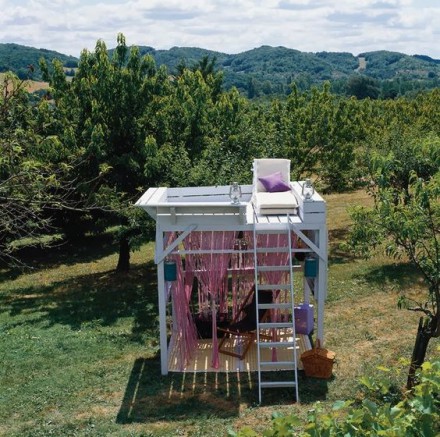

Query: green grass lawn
left=1, top=190, right=439, bottom=436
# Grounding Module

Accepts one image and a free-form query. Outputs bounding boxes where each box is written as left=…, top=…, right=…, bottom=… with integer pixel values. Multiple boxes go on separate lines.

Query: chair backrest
left=253, top=158, right=291, bottom=192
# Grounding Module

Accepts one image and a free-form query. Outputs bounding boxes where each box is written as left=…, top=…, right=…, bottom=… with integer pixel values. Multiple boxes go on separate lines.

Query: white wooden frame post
left=316, top=224, right=328, bottom=344
left=291, top=223, right=327, bottom=345
left=156, top=224, right=169, bottom=375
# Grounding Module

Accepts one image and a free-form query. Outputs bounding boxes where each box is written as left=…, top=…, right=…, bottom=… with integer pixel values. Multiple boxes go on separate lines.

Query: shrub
left=231, top=355, right=440, bottom=436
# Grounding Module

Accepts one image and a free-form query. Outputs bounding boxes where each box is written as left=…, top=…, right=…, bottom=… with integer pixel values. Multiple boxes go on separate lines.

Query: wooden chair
left=218, top=287, right=272, bottom=360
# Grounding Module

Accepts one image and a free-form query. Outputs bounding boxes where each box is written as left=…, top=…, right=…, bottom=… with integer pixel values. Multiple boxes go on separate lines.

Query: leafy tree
left=41, top=34, right=158, bottom=271
left=347, top=131, right=440, bottom=388
left=144, top=60, right=244, bottom=188
left=380, top=80, right=400, bottom=99
left=263, top=83, right=362, bottom=191
left=175, top=55, right=223, bottom=98
left=0, top=72, right=48, bottom=265
left=190, top=88, right=262, bottom=185
left=346, top=75, right=380, bottom=99
left=0, top=72, right=88, bottom=266
left=247, top=77, right=260, bottom=99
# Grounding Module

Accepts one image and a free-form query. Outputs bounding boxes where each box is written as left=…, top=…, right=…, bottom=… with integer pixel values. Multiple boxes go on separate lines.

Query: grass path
left=0, top=190, right=439, bottom=436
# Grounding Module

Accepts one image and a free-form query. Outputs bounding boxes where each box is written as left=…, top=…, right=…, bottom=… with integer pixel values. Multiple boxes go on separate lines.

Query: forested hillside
left=106, top=44, right=440, bottom=97
left=1, top=42, right=440, bottom=98
left=0, top=43, right=78, bottom=79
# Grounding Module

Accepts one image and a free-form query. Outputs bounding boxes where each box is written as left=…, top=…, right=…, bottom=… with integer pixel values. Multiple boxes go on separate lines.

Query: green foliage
left=0, top=43, right=78, bottom=80
left=347, top=116, right=440, bottom=386
left=349, top=129, right=440, bottom=269
left=348, top=158, right=440, bottom=293
left=40, top=35, right=157, bottom=244
left=259, top=83, right=362, bottom=191
left=0, top=72, right=70, bottom=265
left=346, top=75, right=380, bottom=99
left=232, top=358, right=440, bottom=436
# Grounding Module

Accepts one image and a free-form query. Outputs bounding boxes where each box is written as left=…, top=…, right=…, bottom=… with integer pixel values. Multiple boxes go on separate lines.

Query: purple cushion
left=258, top=172, right=290, bottom=192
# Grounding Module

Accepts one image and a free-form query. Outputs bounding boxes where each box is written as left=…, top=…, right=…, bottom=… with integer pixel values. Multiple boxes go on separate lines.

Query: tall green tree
left=264, top=83, right=361, bottom=190
left=144, top=60, right=238, bottom=187
left=346, top=74, right=380, bottom=99
left=348, top=131, right=440, bottom=388
left=190, top=88, right=262, bottom=185
left=41, top=34, right=158, bottom=271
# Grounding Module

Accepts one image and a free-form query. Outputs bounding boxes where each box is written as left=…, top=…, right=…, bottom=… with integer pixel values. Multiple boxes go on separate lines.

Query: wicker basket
left=301, top=340, right=335, bottom=379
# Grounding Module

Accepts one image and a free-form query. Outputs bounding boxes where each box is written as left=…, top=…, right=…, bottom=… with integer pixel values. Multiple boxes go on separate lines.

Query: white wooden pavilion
left=136, top=159, right=327, bottom=402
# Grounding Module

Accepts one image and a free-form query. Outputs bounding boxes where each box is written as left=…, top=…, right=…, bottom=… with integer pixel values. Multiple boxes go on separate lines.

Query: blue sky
left=1, top=0, right=440, bottom=58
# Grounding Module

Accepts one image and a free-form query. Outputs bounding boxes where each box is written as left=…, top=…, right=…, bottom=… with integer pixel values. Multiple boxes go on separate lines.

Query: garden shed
left=136, top=159, right=328, bottom=402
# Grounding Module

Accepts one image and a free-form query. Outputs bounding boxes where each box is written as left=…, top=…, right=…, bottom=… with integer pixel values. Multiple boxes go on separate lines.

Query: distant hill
left=143, top=45, right=440, bottom=96
left=357, top=50, right=440, bottom=79
left=1, top=42, right=439, bottom=97
left=0, top=43, right=78, bottom=80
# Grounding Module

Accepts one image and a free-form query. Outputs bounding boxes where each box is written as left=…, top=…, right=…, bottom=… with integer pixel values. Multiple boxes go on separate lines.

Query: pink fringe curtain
left=165, top=232, right=198, bottom=369
left=231, top=234, right=254, bottom=321
left=163, top=229, right=298, bottom=369
left=187, top=231, right=234, bottom=369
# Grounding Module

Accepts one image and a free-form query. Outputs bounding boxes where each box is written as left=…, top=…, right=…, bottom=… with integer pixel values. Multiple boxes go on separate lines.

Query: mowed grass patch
left=1, top=191, right=439, bottom=436
left=0, top=239, right=159, bottom=436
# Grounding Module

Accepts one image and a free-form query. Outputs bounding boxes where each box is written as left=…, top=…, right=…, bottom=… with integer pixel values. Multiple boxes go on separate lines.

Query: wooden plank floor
left=168, top=331, right=311, bottom=373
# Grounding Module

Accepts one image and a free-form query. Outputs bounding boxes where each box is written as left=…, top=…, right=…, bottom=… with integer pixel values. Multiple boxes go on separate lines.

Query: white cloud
left=0, top=0, right=439, bottom=58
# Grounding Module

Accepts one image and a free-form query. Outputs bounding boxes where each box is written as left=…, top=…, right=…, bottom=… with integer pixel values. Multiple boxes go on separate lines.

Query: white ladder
left=253, top=213, right=300, bottom=404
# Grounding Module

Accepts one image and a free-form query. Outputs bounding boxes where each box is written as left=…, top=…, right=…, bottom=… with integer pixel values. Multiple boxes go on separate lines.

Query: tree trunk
left=406, top=317, right=432, bottom=389
left=116, top=236, right=130, bottom=273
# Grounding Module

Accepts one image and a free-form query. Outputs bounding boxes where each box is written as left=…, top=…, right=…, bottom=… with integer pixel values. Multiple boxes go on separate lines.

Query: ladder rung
left=258, top=303, right=292, bottom=310
left=258, top=284, right=290, bottom=291
left=259, top=322, right=293, bottom=329
left=257, top=265, right=290, bottom=272
left=260, top=381, right=297, bottom=388
left=256, top=247, right=290, bottom=253
left=258, top=341, right=297, bottom=348
left=260, top=361, right=296, bottom=369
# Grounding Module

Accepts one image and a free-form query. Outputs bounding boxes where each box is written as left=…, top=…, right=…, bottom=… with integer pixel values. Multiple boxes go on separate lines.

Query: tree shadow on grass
left=355, top=262, right=422, bottom=291
left=298, top=372, right=332, bottom=403
left=116, top=361, right=330, bottom=424
left=257, top=370, right=330, bottom=405
left=0, top=232, right=125, bottom=282
left=328, top=228, right=353, bottom=266
left=0, top=261, right=159, bottom=342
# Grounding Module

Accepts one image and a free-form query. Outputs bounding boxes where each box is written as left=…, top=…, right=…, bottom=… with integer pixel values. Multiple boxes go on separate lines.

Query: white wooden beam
left=154, top=224, right=198, bottom=264
left=289, top=222, right=326, bottom=261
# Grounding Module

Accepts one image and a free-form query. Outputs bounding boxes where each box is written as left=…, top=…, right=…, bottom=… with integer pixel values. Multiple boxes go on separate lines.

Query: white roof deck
left=135, top=182, right=326, bottom=232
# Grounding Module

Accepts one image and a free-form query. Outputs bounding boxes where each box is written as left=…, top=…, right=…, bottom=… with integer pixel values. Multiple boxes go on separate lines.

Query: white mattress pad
left=255, top=191, right=299, bottom=209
